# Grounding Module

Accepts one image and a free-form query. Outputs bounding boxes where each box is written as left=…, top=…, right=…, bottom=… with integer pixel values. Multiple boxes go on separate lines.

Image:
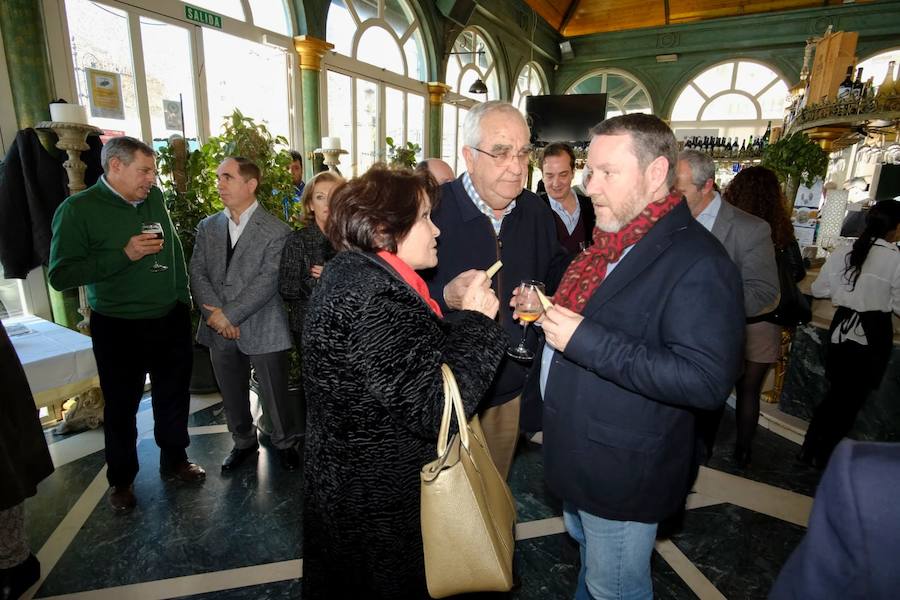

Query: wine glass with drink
left=507, top=280, right=545, bottom=361
left=141, top=222, right=168, bottom=272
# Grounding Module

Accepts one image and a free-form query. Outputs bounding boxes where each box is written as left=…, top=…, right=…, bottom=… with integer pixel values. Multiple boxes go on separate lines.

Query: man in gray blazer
left=676, top=150, right=779, bottom=317
left=675, top=150, right=779, bottom=458
left=190, top=157, right=299, bottom=471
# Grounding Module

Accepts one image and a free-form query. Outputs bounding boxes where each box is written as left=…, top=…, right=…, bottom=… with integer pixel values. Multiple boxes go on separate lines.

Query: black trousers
left=803, top=340, right=881, bottom=465
left=90, top=303, right=193, bottom=487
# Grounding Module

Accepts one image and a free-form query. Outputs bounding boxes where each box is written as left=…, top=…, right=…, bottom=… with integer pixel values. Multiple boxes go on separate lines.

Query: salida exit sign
left=184, top=5, right=222, bottom=29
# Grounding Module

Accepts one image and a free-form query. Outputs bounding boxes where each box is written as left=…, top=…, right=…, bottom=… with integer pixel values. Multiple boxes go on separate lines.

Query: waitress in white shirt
left=801, top=200, right=900, bottom=468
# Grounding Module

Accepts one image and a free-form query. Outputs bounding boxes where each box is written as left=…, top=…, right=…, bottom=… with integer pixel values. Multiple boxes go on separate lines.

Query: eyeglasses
left=471, top=146, right=533, bottom=165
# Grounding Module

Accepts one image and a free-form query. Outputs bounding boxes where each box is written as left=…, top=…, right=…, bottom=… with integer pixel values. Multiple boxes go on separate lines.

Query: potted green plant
left=386, top=136, right=421, bottom=169
left=761, top=132, right=829, bottom=210
left=157, top=109, right=297, bottom=394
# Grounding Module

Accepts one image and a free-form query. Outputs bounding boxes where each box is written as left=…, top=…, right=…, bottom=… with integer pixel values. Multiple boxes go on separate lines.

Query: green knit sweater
left=49, top=179, right=190, bottom=319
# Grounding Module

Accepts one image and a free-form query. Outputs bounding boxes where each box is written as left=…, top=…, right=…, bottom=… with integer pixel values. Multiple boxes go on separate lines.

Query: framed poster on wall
left=86, top=68, right=124, bottom=120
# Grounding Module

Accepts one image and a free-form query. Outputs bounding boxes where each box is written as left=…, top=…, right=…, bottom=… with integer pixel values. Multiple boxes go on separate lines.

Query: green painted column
left=426, top=83, right=450, bottom=159
left=0, top=0, right=53, bottom=127
left=1, top=1, right=80, bottom=329
left=301, top=68, right=324, bottom=177
left=293, top=36, right=333, bottom=179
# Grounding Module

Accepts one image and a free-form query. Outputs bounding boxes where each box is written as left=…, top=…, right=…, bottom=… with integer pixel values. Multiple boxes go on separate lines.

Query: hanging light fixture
left=468, top=78, right=488, bottom=94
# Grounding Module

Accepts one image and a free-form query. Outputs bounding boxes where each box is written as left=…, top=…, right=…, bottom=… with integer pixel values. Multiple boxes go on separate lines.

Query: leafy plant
left=761, top=132, right=829, bottom=188
left=386, top=136, right=421, bottom=169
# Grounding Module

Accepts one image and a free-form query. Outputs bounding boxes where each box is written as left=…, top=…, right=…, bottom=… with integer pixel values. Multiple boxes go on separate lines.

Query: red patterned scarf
left=553, top=192, right=682, bottom=313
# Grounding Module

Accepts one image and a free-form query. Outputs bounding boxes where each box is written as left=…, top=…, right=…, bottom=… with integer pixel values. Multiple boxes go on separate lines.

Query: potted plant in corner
left=761, top=132, right=829, bottom=212
left=156, top=109, right=296, bottom=397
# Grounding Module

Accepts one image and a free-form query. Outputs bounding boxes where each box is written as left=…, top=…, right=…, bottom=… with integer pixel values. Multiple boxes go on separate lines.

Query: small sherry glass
left=507, top=280, right=545, bottom=361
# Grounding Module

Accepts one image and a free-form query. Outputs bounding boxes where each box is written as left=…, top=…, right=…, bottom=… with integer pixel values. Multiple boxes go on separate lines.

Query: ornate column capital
left=427, top=82, right=452, bottom=106
left=293, top=35, right=334, bottom=71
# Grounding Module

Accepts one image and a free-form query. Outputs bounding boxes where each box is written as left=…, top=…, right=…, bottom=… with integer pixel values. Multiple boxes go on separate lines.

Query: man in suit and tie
left=190, top=157, right=300, bottom=472
left=675, top=150, right=779, bottom=459
left=537, top=114, right=745, bottom=598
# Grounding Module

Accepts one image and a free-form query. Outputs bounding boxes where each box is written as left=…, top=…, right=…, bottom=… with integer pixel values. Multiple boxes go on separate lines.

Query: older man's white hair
left=461, top=101, right=529, bottom=150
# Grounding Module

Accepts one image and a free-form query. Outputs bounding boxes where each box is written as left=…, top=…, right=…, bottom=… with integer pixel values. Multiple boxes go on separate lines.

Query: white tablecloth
left=3, top=315, right=97, bottom=396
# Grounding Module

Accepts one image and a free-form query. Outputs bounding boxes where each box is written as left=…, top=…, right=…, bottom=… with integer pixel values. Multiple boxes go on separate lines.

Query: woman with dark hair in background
left=300, top=165, right=507, bottom=598
left=723, top=166, right=805, bottom=467
left=802, top=199, right=900, bottom=468
left=278, top=171, right=343, bottom=350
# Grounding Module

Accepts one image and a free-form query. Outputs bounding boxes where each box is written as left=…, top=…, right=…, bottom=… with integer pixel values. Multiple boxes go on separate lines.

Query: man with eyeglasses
left=424, top=101, right=570, bottom=479
left=50, top=136, right=205, bottom=515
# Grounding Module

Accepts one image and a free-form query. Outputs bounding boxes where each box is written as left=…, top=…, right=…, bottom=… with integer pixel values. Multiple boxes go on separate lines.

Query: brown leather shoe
left=160, top=460, right=206, bottom=482
left=108, top=485, right=136, bottom=514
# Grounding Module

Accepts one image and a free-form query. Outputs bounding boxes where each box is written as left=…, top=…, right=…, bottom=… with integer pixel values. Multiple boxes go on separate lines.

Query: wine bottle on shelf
left=876, top=61, right=895, bottom=102
left=762, top=122, right=772, bottom=145
left=731, top=137, right=739, bottom=153
left=852, top=67, right=865, bottom=100
left=864, top=77, right=875, bottom=100
left=889, top=62, right=900, bottom=97
left=739, top=139, right=746, bottom=156
left=837, top=66, right=854, bottom=100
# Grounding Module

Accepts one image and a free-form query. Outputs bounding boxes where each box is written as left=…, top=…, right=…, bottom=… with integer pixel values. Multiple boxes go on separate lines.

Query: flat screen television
left=872, top=164, right=900, bottom=202
left=526, top=94, right=607, bottom=145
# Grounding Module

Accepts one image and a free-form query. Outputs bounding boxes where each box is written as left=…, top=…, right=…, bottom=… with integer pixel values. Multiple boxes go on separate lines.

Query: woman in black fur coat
left=301, top=166, right=507, bottom=598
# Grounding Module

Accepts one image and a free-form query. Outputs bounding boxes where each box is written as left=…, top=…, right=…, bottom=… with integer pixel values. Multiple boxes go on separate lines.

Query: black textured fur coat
left=300, top=251, right=507, bottom=599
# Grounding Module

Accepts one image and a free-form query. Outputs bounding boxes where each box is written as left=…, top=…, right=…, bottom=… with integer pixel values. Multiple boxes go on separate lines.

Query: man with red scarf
left=535, top=114, right=745, bottom=599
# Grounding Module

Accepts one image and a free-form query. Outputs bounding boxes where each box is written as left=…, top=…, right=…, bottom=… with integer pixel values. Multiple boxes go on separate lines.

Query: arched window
left=442, top=28, right=500, bottom=174
left=858, top=48, right=900, bottom=90
left=566, top=69, right=652, bottom=117
left=670, top=60, right=789, bottom=140
left=513, top=63, right=547, bottom=113
left=324, top=0, right=428, bottom=175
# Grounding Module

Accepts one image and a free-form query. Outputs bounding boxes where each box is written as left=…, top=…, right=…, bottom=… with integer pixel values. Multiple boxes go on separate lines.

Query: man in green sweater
left=49, top=136, right=205, bottom=514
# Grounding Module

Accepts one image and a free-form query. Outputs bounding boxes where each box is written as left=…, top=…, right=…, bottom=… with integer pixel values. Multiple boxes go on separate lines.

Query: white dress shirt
left=224, top=200, right=259, bottom=247
left=548, top=190, right=581, bottom=235
left=811, top=238, right=900, bottom=344
left=695, top=192, right=722, bottom=232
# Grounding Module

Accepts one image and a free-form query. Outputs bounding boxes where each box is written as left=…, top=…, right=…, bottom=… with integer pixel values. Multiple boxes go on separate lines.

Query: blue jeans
left=563, top=503, right=658, bottom=600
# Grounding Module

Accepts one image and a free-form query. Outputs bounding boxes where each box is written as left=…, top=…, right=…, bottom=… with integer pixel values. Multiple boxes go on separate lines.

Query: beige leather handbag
left=420, top=364, right=516, bottom=598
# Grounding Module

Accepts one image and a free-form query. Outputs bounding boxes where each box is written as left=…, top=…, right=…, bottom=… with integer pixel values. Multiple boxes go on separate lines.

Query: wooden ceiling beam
left=560, top=0, right=583, bottom=35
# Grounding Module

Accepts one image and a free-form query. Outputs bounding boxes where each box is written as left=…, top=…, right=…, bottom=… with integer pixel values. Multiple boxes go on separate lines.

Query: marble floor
left=19, top=394, right=823, bottom=600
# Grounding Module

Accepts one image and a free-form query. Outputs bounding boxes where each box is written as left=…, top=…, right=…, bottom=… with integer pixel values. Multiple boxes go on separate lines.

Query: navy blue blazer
left=770, top=440, right=900, bottom=599
left=540, top=201, right=745, bottom=523
left=423, top=176, right=571, bottom=407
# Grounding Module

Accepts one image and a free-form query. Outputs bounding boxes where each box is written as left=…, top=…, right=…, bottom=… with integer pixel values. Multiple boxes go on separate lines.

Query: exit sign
left=185, top=5, right=222, bottom=29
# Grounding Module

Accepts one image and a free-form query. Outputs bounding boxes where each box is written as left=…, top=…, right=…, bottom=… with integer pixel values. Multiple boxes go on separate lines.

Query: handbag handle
left=436, top=363, right=470, bottom=456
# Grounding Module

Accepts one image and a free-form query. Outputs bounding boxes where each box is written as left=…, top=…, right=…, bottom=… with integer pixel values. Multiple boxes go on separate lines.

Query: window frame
left=565, top=68, right=654, bottom=116
left=669, top=59, right=789, bottom=136
left=42, top=0, right=300, bottom=147
left=513, top=62, right=548, bottom=113
left=321, top=0, right=430, bottom=176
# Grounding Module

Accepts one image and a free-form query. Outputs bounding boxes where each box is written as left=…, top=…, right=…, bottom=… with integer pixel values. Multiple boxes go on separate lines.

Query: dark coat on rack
left=300, top=250, right=507, bottom=599
left=0, top=321, right=54, bottom=510
left=0, top=128, right=102, bottom=279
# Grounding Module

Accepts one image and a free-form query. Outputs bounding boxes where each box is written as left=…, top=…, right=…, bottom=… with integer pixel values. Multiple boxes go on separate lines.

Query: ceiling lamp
left=468, top=78, right=488, bottom=94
